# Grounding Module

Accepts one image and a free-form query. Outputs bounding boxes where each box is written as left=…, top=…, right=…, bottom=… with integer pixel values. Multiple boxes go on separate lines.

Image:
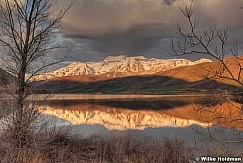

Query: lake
left=39, top=94, right=243, bottom=150
left=1, top=93, right=242, bottom=151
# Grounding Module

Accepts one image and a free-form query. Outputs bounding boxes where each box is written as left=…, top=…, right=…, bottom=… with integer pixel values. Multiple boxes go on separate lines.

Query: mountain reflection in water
left=41, top=97, right=233, bottom=130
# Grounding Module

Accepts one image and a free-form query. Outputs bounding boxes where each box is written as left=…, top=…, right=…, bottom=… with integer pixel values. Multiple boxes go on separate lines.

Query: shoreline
left=35, top=93, right=227, bottom=101
left=0, top=93, right=231, bottom=101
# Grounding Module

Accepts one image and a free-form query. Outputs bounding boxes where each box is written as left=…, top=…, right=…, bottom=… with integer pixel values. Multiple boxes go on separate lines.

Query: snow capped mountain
left=43, top=106, right=211, bottom=130
left=34, top=55, right=211, bottom=80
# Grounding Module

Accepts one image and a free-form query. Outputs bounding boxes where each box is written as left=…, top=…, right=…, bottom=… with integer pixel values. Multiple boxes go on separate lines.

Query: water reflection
left=43, top=106, right=212, bottom=130
left=41, top=97, right=228, bottom=130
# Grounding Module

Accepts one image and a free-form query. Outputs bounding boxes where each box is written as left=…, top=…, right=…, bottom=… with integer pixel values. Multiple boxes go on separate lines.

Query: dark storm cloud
left=63, top=21, right=170, bottom=54
left=59, top=0, right=243, bottom=62
left=163, top=0, right=178, bottom=6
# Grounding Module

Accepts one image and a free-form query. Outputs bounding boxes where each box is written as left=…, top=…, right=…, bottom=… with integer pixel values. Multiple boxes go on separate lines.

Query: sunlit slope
left=159, top=56, right=243, bottom=86
left=36, top=56, right=243, bottom=94
left=33, top=55, right=211, bottom=80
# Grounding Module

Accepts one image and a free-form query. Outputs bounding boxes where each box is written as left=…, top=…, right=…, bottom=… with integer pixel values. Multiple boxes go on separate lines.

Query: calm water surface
left=39, top=94, right=243, bottom=148
left=1, top=94, right=242, bottom=150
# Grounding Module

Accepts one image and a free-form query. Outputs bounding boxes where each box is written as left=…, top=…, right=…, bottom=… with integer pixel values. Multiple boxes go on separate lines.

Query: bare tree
left=0, top=0, right=73, bottom=148
left=170, top=1, right=243, bottom=88
left=170, top=1, right=243, bottom=155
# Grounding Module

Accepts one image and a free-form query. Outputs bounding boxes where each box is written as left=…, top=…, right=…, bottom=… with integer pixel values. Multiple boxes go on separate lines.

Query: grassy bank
left=0, top=127, right=195, bottom=163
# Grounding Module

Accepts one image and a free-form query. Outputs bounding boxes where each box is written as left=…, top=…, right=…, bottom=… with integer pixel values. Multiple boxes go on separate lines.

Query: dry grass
left=0, top=127, right=195, bottom=163
left=90, top=133, right=194, bottom=163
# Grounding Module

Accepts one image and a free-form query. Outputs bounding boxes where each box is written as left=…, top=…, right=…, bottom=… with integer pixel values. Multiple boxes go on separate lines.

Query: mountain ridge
left=33, top=55, right=212, bottom=81
left=35, top=56, right=242, bottom=94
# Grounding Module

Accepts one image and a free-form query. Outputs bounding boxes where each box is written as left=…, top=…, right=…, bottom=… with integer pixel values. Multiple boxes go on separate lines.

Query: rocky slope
left=34, top=55, right=211, bottom=80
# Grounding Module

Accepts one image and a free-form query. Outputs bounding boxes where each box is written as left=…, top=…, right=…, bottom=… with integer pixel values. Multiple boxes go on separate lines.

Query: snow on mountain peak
left=104, top=55, right=127, bottom=62
left=193, top=58, right=212, bottom=64
left=33, top=55, right=212, bottom=80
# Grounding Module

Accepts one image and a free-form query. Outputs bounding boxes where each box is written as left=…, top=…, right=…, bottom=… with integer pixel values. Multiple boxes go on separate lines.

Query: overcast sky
left=58, top=0, right=243, bottom=62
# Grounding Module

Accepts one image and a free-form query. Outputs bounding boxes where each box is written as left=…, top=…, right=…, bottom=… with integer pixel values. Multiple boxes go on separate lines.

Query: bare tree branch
left=0, top=0, right=74, bottom=148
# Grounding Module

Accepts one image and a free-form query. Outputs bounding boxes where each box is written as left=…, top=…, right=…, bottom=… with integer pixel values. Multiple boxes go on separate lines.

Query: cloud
left=59, top=0, right=243, bottom=61
left=163, top=0, right=178, bottom=6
